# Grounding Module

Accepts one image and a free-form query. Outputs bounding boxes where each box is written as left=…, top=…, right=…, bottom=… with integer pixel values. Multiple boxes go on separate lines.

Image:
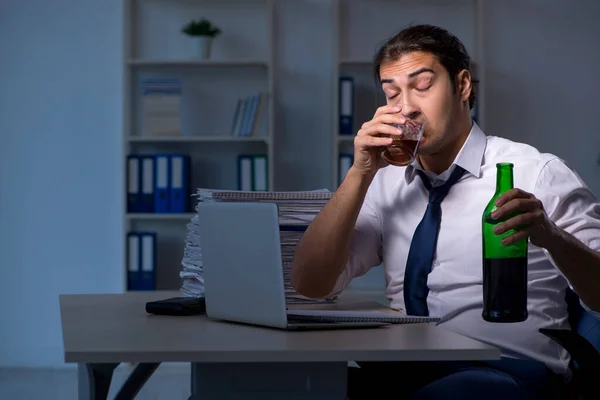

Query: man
left=291, top=24, right=600, bottom=399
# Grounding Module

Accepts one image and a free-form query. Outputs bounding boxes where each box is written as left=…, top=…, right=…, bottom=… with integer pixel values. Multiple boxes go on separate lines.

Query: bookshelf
left=127, top=136, right=270, bottom=143
left=331, top=0, right=486, bottom=189
left=122, top=0, right=275, bottom=292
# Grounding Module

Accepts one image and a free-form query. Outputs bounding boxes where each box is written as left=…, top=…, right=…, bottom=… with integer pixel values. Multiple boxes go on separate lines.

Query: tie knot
left=417, top=166, right=466, bottom=204
left=429, top=187, right=445, bottom=204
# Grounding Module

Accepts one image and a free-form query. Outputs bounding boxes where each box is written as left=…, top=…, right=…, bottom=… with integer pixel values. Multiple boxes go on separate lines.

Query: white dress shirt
left=330, top=121, right=600, bottom=375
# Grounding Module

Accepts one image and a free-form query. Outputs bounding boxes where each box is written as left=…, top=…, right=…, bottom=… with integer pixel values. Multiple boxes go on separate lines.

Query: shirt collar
left=405, top=120, right=487, bottom=185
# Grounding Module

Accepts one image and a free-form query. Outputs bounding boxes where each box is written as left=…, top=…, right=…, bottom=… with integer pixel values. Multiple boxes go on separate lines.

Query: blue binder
left=139, top=232, right=156, bottom=291
left=154, top=154, right=170, bottom=213
left=237, top=154, right=253, bottom=191
left=127, top=155, right=142, bottom=213
left=252, top=154, right=269, bottom=191
left=169, top=154, right=191, bottom=213
left=339, top=76, right=354, bottom=135
left=127, top=231, right=156, bottom=291
left=127, top=232, right=141, bottom=291
left=140, top=155, right=155, bottom=213
left=338, top=153, right=354, bottom=186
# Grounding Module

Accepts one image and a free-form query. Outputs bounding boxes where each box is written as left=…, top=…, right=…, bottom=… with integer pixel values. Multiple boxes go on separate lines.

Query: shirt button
left=431, top=291, right=438, bottom=296
left=433, top=260, right=440, bottom=267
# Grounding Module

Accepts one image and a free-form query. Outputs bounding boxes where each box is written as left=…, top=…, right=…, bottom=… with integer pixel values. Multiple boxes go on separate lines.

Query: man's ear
left=456, top=69, right=472, bottom=103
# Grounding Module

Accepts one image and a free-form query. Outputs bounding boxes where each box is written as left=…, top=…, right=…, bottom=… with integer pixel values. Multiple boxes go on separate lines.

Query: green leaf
left=181, top=18, right=222, bottom=37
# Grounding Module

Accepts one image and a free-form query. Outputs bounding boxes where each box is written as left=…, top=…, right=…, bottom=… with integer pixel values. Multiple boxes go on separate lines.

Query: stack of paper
left=180, top=214, right=204, bottom=298
left=179, top=188, right=337, bottom=304
left=279, top=226, right=310, bottom=303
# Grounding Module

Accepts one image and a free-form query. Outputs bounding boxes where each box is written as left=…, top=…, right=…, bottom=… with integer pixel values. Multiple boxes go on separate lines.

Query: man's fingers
left=494, top=188, right=534, bottom=207
left=358, top=122, right=403, bottom=139
left=492, top=198, right=541, bottom=221
left=494, top=211, right=543, bottom=235
left=355, top=135, right=393, bottom=148
left=362, top=109, right=406, bottom=130
left=373, top=104, right=401, bottom=118
left=501, top=229, right=530, bottom=246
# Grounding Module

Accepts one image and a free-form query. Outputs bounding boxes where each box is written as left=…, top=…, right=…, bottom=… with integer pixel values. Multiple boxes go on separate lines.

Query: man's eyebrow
left=380, top=68, right=435, bottom=84
left=408, top=67, right=435, bottom=78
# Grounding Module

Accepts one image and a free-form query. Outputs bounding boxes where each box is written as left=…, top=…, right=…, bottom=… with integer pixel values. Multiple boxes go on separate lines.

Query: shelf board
left=126, top=213, right=196, bottom=220
left=128, top=59, right=269, bottom=68
left=127, top=136, right=269, bottom=144
left=337, top=135, right=356, bottom=142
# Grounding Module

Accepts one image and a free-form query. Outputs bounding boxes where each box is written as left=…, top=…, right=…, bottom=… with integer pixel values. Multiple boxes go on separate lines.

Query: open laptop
left=195, top=201, right=388, bottom=330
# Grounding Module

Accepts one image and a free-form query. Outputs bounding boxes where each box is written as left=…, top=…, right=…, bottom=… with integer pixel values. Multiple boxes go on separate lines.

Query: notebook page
left=287, top=310, right=440, bottom=324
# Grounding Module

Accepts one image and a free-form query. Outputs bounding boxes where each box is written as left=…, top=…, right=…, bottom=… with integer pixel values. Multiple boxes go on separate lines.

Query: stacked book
left=140, top=77, right=182, bottom=137
left=231, top=92, right=268, bottom=138
left=179, top=188, right=337, bottom=304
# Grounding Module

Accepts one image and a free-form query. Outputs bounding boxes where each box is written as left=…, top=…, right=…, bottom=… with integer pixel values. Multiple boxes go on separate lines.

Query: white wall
left=1, top=0, right=599, bottom=367
left=273, top=0, right=335, bottom=190
left=484, top=0, right=600, bottom=196
left=0, top=0, right=124, bottom=366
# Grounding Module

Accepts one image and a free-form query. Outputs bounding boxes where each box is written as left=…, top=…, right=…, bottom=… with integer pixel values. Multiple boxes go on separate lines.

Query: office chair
left=539, top=288, right=600, bottom=400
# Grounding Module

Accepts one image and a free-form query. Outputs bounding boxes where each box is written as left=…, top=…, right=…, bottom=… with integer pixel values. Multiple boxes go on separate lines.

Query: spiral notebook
left=286, top=310, right=441, bottom=324
left=196, top=188, right=332, bottom=202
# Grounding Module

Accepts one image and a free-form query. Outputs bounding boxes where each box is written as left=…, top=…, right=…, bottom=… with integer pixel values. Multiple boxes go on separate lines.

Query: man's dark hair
left=373, top=24, right=478, bottom=109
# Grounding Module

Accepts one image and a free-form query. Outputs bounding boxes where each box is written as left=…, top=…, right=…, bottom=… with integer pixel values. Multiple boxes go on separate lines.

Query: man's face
left=379, top=51, right=467, bottom=157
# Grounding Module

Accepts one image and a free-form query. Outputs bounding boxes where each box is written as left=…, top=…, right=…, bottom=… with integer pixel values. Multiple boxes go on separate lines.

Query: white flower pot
left=190, top=36, right=213, bottom=60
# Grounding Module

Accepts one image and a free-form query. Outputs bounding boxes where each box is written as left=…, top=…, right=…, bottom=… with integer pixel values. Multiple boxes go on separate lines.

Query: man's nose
left=401, top=105, right=421, bottom=120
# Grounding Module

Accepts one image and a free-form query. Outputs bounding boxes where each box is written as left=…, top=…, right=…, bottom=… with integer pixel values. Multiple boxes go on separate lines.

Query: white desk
left=59, top=290, right=500, bottom=399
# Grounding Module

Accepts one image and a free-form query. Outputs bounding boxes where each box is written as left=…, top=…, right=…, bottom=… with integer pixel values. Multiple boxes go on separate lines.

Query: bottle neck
left=495, top=164, right=514, bottom=194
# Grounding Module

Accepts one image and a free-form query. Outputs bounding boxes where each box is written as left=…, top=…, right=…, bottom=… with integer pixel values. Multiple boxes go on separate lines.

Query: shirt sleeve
left=535, top=157, right=600, bottom=317
left=327, top=187, right=383, bottom=296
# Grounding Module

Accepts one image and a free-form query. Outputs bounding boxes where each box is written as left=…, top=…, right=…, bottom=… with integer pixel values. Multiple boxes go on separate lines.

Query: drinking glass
left=380, top=104, right=427, bottom=167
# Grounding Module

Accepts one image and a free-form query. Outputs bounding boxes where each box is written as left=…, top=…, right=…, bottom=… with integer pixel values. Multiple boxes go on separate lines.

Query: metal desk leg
left=78, top=362, right=161, bottom=400
left=78, top=363, right=119, bottom=400
left=114, top=363, right=161, bottom=400
left=190, top=362, right=348, bottom=400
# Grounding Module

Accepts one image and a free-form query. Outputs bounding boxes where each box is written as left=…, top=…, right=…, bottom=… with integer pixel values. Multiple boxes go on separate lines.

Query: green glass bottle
left=481, top=163, right=528, bottom=323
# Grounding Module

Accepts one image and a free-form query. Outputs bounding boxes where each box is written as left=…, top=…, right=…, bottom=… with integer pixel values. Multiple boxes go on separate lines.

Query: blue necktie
left=403, top=166, right=466, bottom=316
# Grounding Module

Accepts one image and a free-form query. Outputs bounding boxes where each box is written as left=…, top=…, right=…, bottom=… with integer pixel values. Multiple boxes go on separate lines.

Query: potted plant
left=181, top=18, right=221, bottom=60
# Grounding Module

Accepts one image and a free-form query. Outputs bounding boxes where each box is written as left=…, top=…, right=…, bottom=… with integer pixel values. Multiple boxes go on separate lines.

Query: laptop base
left=285, top=319, right=390, bottom=330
